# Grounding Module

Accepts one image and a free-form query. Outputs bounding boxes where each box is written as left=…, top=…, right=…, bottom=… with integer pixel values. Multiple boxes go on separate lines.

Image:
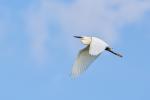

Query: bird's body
left=72, top=36, right=122, bottom=78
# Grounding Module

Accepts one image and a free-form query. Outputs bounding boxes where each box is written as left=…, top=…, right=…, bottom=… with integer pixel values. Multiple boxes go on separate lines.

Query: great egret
left=72, top=36, right=123, bottom=77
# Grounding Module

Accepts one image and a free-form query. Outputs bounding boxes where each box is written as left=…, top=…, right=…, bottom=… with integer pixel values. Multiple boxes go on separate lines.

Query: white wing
left=89, top=37, right=109, bottom=56
left=71, top=46, right=99, bottom=78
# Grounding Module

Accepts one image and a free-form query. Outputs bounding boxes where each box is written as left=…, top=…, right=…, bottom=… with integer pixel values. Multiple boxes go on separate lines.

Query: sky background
left=0, top=0, right=150, bottom=100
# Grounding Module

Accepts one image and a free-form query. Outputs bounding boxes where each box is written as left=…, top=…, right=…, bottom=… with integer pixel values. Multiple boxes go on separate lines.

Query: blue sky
left=0, top=0, right=150, bottom=100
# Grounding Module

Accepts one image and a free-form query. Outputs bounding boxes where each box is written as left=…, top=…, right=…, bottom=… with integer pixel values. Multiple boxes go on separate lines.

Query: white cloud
left=35, top=0, right=150, bottom=43
left=57, top=0, right=150, bottom=42
left=24, top=3, right=50, bottom=64
left=24, top=0, right=150, bottom=62
left=0, top=6, right=12, bottom=40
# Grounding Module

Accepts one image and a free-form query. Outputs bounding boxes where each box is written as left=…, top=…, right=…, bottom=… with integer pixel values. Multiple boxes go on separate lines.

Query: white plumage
left=89, top=37, right=109, bottom=56
left=72, top=45, right=99, bottom=77
left=71, top=36, right=122, bottom=78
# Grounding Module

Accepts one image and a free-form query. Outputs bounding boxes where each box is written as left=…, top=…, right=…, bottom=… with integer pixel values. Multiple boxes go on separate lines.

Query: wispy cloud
left=0, top=6, right=12, bottom=40
left=57, top=0, right=150, bottom=42
left=24, top=2, right=49, bottom=63
left=23, top=0, right=150, bottom=62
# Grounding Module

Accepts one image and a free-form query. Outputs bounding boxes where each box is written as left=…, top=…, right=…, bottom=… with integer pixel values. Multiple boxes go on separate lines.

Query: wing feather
left=71, top=46, right=99, bottom=78
left=89, top=37, right=109, bottom=56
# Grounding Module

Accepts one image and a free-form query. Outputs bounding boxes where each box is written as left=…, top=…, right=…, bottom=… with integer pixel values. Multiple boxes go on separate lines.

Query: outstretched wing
left=89, top=37, right=109, bottom=56
left=71, top=46, right=99, bottom=78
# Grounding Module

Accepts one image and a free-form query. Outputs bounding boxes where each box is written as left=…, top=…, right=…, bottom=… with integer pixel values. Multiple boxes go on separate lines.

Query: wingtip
left=70, top=73, right=79, bottom=79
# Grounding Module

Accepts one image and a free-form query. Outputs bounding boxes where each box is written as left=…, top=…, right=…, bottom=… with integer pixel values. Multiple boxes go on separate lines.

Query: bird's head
left=74, top=36, right=92, bottom=45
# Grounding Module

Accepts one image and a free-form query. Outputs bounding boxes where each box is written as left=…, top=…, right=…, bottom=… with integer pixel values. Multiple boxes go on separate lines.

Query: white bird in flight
left=71, top=36, right=123, bottom=78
